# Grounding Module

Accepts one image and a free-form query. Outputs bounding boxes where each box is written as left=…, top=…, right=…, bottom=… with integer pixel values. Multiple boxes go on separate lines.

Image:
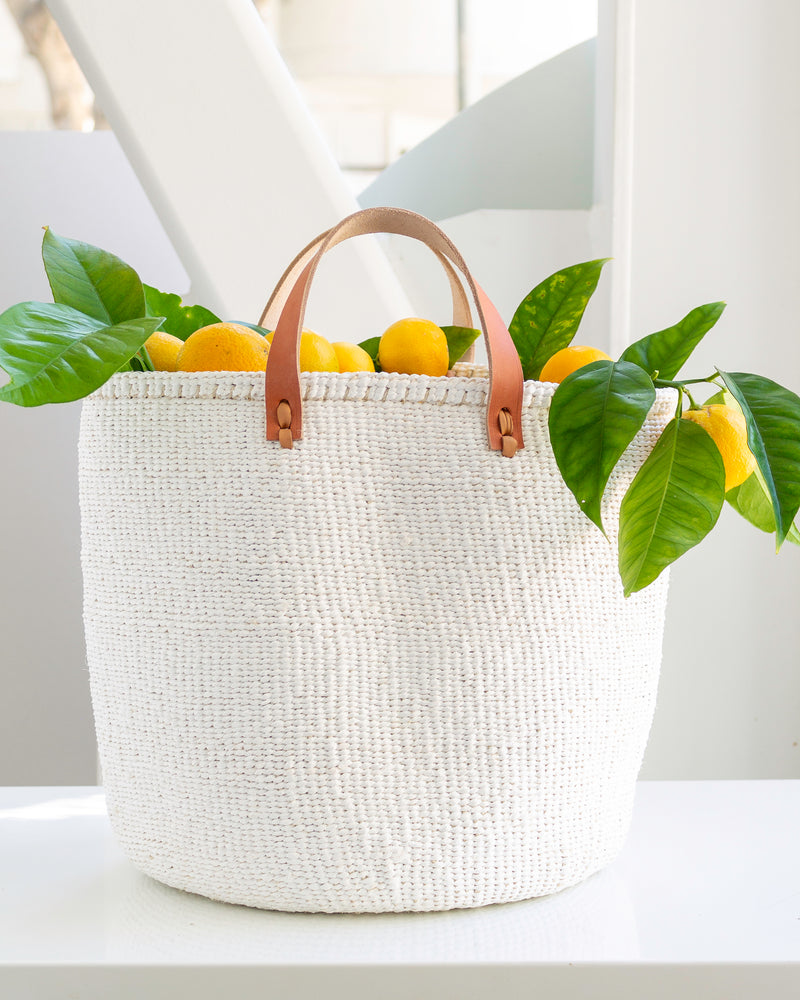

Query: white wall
left=612, top=0, right=800, bottom=778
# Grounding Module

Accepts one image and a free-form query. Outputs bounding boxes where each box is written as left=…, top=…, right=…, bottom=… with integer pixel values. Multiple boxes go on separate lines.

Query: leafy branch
left=0, top=230, right=220, bottom=405
left=512, top=261, right=800, bottom=593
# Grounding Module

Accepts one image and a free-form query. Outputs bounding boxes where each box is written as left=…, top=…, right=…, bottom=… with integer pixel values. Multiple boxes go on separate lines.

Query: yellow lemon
left=682, top=403, right=757, bottom=491
left=298, top=330, right=338, bottom=372
left=143, top=330, right=183, bottom=372
left=378, top=317, right=449, bottom=377
left=332, top=342, right=375, bottom=373
left=539, top=345, right=612, bottom=384
left=176, top=322, right=270, bottom=373
left=265, top=329, right=339, bottom=372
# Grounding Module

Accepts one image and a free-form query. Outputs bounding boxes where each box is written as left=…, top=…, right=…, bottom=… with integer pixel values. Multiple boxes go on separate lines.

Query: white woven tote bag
left=79, top=208, right=672, bottom=913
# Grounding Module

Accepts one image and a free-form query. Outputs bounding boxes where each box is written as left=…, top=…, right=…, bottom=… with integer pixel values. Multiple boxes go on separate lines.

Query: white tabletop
left=1, top=781, right=798, bottom=999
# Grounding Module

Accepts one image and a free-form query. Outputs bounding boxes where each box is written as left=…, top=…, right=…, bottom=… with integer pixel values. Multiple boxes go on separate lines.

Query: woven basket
left=79, top=208, right=672, bottom=913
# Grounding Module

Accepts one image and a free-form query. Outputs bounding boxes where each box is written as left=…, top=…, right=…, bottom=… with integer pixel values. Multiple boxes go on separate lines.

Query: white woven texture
left=79, top=368, right=673, bottom=913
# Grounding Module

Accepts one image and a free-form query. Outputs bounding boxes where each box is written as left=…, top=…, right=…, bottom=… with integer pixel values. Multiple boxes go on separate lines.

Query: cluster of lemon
left=144, top=317, right=449, bottom=378
left=544, top=343, right=755, bottom=492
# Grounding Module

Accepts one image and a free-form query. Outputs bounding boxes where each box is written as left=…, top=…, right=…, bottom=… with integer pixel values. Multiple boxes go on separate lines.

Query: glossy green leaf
left=42, top=228, right=145, bottom=325
left=718, top=370, right=800, bottom=547
left=0, top=301, right=162, bottom=406
left=143, top=284, right=220, bottom=341
left=726, top=470, right=777, bottom=533
left=620, top=302, right=725, bottom=379
left=509, top=258, right=610, bottom=380
left=726, top=467, right=800, bottom=544
left=549, top=360, right=656, bottom=534
left=357, top=337, right=382, bottom=371
left=230, top=321, right=271, bottom=337
left=440, top=325, right=480, bottom=367
left=703, top=388, right=735, bottom=407
left=619, top=418, right=726, bottom=596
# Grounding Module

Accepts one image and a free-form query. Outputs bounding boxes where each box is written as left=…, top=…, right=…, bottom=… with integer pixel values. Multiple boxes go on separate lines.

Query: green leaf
left=230, top=321, right=271, bottom=337
left=509, top=258, right=610, bottom=380
left=619, top=302, right=725, bottom=379
left=726, top=454, right=800, bottom=546
left=703, top=388, right=735, bottom=407
left=549, top=360, right=657, bottom=535
left=619, top=417, right=726, bottom=595
left=440, top=325, right=480, bottom=367
left=727, top=471, right=776, bottom=534
left=42, top=228, right=145, bottom=325
left=727, top=468, right=780, bottom=531
left=0, top=301, right=162, bottom=406
left=357, top=337, right=382, bottom=371
left=143, top=284, right=220, bottom=341
left=718, top=370, right=800, bottom=547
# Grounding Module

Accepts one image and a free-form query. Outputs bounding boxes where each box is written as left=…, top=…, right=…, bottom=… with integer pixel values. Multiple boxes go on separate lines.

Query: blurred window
left=0, top=0, right=596, bottom=190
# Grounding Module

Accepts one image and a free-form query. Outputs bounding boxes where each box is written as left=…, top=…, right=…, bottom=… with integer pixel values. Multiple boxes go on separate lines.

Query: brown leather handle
left=259, top=229, right=475, bottom=334
left=264, top=207, right=524, bottom=454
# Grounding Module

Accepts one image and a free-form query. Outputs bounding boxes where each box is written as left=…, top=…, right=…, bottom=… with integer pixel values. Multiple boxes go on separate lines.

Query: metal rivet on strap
left=498, top=408, right=514, bottom=437
left=501, top=434, right=517, bottom=458
left=278, top=427, right=293, bottom=449
left=277, top=400, right=292, bottom=429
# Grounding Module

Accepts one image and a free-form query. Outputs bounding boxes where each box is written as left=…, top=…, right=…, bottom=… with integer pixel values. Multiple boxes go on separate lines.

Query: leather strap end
left=487, top=406, right=524, bottom=453
left=266, top=402, right=303, bottom=443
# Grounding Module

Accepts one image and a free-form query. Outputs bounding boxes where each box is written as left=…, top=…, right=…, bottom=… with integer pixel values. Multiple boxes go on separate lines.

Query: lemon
left=378, top=317, right=449, bottom=377
left=682, top=403, right=757, bottom=491
left=265, top=329, right=339, bottom=372
left=144, top=330, right=183, bottom=372
left=332, top=342, right=375, bottom=373
left=298, top=330, right=338, bottom=372
left=539, top=345, right=612, bottom=384
left=176, top=322, right=270, bottom=373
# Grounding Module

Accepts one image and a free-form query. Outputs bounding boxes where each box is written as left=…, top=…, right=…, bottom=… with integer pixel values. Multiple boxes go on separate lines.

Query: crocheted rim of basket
left=92, top=364, right=678, bottom=412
